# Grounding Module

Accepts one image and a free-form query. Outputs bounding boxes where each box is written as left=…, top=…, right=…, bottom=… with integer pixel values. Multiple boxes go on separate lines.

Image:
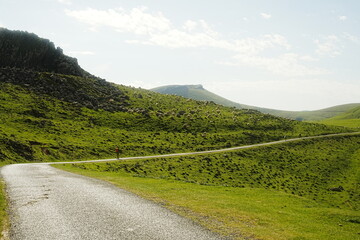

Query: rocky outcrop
left=0, top=67, right=129, bottom=112
left=0, top=28, right=90, bottom=77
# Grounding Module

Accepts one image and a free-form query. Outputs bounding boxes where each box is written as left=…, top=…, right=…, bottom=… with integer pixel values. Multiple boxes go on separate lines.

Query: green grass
left=55, top=135, right=360, bottom=239
left=56, top=164, right=360, bottom=240
left=0, top=164, right=9, bottom=239
left=318, top=106, right=360, bottom=128
left=65, top=135, right=360, bottom=210
left=320, top=119, right=360, bottom=128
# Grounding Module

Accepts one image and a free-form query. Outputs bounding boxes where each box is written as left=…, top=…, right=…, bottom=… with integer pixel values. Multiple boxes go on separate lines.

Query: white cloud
left=65, top=7, right=171, bottom=35
left=260, top=13, right=272, bottom=19
left=223, top=53, right=328, bottom=77
left=315, top=35, right=342, bottom=57
left=338, top=16, right=347, bottom=21
left=66, top=7, right=286, bottom=52
left=183, top=20, right=198, bottom=32
left=66, top=6, right=328, bottom=77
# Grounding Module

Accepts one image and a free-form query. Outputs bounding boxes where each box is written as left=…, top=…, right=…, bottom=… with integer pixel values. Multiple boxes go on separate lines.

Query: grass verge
left=55, top=164, right=360, bottom=240
left=0, top=167, right=9, bottom=240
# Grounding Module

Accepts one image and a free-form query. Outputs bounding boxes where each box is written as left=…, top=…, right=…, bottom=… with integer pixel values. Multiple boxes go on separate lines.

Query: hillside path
left=47, top=131, right=360, bottom=165
left=2, top=131, right=359, bottom=239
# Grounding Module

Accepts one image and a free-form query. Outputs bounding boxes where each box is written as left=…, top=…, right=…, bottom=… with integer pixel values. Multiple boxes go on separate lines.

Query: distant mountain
left=151, top=84, right=256, bottom=109
left=151, top=84, right=360, bottom=121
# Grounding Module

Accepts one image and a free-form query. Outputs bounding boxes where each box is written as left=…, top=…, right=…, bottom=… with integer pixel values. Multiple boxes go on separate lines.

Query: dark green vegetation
left=58, top=134, right=360, bottom=239
left=151, top=84, right=360, bottom=121
left=0, top=28, right=90, bottom=77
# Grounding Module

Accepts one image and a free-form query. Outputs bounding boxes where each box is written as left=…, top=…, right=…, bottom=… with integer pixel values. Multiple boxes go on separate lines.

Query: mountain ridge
left=151, top=84, right=360, bottom=121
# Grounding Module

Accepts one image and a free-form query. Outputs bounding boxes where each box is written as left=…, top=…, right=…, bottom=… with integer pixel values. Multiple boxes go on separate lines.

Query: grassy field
left=320, top=119, right=360, bottom=128
left=55, top=135, right=360, bottom=240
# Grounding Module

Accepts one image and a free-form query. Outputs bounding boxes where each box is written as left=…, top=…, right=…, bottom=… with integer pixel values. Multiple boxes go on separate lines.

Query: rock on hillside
left=0, top=68, right=129, bottom=112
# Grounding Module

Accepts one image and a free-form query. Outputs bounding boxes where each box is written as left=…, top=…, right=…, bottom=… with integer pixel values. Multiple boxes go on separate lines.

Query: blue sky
left=1, top=0, right=359, bottom=110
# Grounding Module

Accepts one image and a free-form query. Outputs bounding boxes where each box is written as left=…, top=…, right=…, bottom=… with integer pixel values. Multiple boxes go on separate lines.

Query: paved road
left=2, top=132, right=359, bottom=239
left=2, top=164, right=223, bottom=240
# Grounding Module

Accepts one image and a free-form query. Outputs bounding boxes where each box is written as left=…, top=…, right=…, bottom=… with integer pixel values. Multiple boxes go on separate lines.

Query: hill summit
left=151, top=84, right=254, bottom=108
left=0, top=28, right=89, bottom=77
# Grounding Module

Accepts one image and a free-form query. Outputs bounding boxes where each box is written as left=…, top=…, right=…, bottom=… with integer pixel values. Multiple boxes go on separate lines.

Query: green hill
left=320, top=106, right=360, bottom=128
left=151, top=84, right=360, bottom=121
left=332, top=106, right=360, bottom=119
left=0, top=29, right=349, bottom=164
left=151, top=84, right=255, bottom=109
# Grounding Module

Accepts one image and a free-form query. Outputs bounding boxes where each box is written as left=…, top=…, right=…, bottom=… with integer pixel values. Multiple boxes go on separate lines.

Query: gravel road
left=1, top=164, right=223, bottom=240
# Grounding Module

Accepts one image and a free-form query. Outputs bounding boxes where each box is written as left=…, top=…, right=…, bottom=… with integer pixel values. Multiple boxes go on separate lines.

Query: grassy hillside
left=319, top=106, right=360, bottom=128
left=151, top=85, right=360, bottom=121
left=338, top=106, right=360, bottom=119
left=1, top=76, right=349, bottom=164
left=57, top=134, right=360, bottom=239
left=289, top=103, right=360, bottom=121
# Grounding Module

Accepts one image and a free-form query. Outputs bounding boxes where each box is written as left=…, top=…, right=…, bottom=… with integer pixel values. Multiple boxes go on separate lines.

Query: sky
left=1, top=0, right=359, bottom=111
